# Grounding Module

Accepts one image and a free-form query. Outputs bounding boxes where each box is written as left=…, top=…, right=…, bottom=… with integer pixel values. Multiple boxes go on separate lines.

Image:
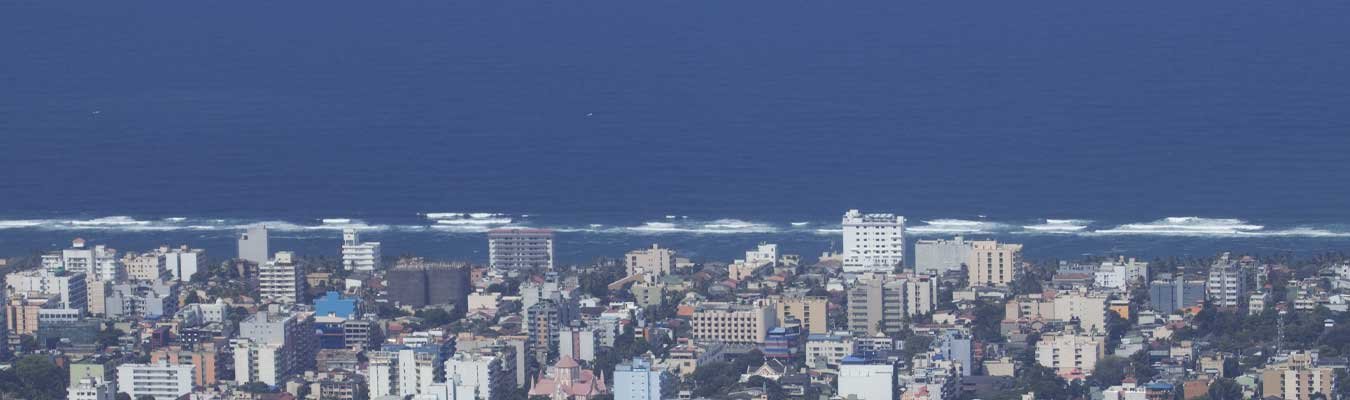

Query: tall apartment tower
left=846, top=275, right=936, bottom=336
left=842, top=209, right=906, bottom=274
left=259, top=251, right=302, bottom=304
left=238, top=226, right=270, bottom=266
left=341, top=229, right=383, bottom=271
left=914, top=236, right=972, bottom=276
left=968, top=240, right=1023, bottom=287
left=1206, top=253, right=1249, bottom=309
left=626, top=244, right=677, bottom=278
left=488, top=228, right=555, bottom=271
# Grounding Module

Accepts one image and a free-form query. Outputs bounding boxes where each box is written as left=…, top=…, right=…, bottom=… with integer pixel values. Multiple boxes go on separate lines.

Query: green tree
left=1091, top=356, right=1130, bottom=387
left=1207, top=378, right=1243, bottom=400
left=14, top=355, right=68, bottom=399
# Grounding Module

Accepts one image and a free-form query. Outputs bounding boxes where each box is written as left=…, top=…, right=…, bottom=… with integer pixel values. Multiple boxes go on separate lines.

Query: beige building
left=969, top=240, right=1023, bottom=287
left=631, top=281, right=664, bottom=308
left=626, top=244, right=676, bottom=278
left=5, top=293, right=50, bottom=335
left=1261, top=353, right=1336, bottom=400
left=123, top=253, right=165, bottom=282
left=846, top=274, right=937, bottom=336
left=690, top=301, right=777, bottom=344
left=1035, top=330, right=1105, bottom=378
left=772, top=295, right=828, bottom=334
left=1004, top=290, right=1110, bottom=334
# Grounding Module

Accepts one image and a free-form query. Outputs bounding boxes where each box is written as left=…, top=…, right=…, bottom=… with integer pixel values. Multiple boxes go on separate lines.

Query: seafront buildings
left=3, top=219, right=1349, bottom=400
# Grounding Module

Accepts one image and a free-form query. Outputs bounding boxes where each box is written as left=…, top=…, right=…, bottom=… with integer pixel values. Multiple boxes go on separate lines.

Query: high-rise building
left=445, top=352, right=511, bottom=400
left=161, top=245, right=203, bottom=282
left=341, top=229, right=382, bottom=272
left=238, top=226, right=270, bottom=266
left=838, top=355, right=895, bottom=400
left=743, top=243, right=778, bottom=267
left=116, top=362, right=194, bottom=400
left=488, top=228, right=554, bottom=271
left=367, top=345, right=446, bottom=398
left=614, top=357, right=669, bottom=400
left=1206, top=253, right=1249, bottom=309
left=559, top=323, right=599, bottom=362
left=968, top=240, right=1022, bottom=287
left=842, top=210, right=906, bottom=274
left=386, top=259, right=471, bottom=314
left=233, top=307, right=317, bottom=386
left=626, top=244, right=676, bottom=278
left=915, top=236, right=972, bottom=276
left=846, top=274, right=936, bottom=336
left=259, top=251, right=302, bottom=304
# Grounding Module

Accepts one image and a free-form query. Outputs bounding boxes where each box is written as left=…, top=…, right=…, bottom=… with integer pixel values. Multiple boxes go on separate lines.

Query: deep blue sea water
left=3, top=0, right=1350, bottom=264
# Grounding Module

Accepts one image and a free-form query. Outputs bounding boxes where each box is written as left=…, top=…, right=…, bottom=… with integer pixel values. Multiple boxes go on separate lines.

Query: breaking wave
left=1, top=214, right=1348, bottom=239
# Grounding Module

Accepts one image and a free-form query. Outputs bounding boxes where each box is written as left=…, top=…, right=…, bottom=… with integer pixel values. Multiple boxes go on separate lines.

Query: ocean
left=3, top=0, right=1350, bottom=264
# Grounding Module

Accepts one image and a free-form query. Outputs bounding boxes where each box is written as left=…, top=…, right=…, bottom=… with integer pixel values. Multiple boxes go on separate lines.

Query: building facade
left=259, top=251, right=302, bottom=304
left=341, top=228, right=383, bottom=272
left=626, top=244, right=676, bottom=278
left=914, top=236, right=972, bottom=276
left=968, top=240, right=1022, bottom=287
left=115, top=362, right=194, bottom=400
left=488, top=228, right=554, bottom=271
left=690, top=301, right=778, bottom=345
left=842, top=210, right=906, bottom=274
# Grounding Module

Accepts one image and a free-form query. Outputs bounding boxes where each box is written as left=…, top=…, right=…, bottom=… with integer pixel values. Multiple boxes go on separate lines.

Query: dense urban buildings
left=2, top=214, right=1349, bottom=400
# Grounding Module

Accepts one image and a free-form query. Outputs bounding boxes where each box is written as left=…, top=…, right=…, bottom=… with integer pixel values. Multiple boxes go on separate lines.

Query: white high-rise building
left=160, top=245, right=204, bottom=282
left=1206, top=253, right=1249, bottom=309
left=116, top=362, right=193, bottom=400
left=614, top=357, right=668, bottom=400
left=1035, top=330, right=1106, bottom=377
left=238, top=226, right=270, bottom=266
left=4, top=270, right=87, bottom=312
left=488, top=228, right=555, bottom=271
left=69, top=376, right=116, bottom=400
left=445, top=353, right=504, bottom=400
left=341, top=229, right=383, bottom=271
left=1094, top=256, right=1148, bottom=291
left=842, top=210, right=906, bottom=274
left=838, top=356, right=895, bottom=400
left=368, top=346, right=444, bottom=398
left=259, top=251, right=301, bottom=304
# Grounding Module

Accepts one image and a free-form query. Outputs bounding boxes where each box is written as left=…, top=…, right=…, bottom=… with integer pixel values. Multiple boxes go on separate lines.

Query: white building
left=368, top=346, right=444, bottom=398
left=614, top=357, right=668, bottom=400
left=744, top=243, right=778, bottom=267
left=116, top=362, right=194, bottom=400
left=1094, top=257, right=1148, bottom=291
left=914, top=236, right=972, bottom=276
left=805, top=333, right=854, bottom=370
left=69, top=376, right=116, bottom=400
left=4, top=269, right=87, bottom=312
left=342, top=229, right=383, bottom=271
left=445, top=353, right=504, bottom=400
left=1206, top=254, right=1249, bottom=309
left=1101, top=383, right=1149, bottom=400
left=259, top=251, right=301, bottom=304
left=559, top=324, right=599, bottom=362
left=233, top=308, right=317, bottom=386
left=238, top=226, right=270, bottom=266
left=160, top=245, right=204, bottom=282
left=838, top=356, right=894, bottom=400
left=842, top=210, right=906, bottom=274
